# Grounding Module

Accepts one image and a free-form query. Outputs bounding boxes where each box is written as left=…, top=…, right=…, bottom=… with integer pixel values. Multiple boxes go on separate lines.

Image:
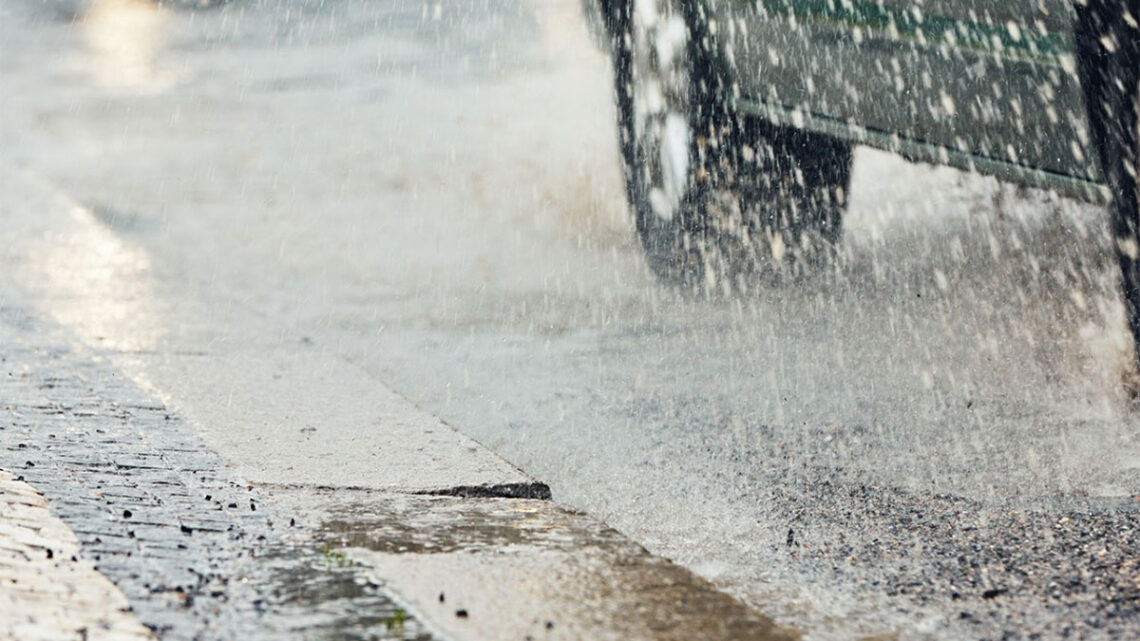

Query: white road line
left=0, top=164, right=541, bottom=495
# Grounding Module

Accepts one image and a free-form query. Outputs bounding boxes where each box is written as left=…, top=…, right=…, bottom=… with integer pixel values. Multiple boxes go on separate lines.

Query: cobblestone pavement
left=0, top=300, right=434, bottom=640
left=0, top=469, right=154, bottom=641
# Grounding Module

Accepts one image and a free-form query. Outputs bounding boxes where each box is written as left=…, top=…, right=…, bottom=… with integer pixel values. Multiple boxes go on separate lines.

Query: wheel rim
left=630, top=0, right=691, bottom=223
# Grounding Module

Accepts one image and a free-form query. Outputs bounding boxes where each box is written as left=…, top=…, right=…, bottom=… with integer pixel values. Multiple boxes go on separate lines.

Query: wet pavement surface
left=0, top=292, right=794, bottom=641
left=0, top=469, right=154, bottom=641
left=278, top=489, right=797, bottom=641
left=2, top=0, right=1140, bottom=638
left=0, top=303, right=434, bottom=640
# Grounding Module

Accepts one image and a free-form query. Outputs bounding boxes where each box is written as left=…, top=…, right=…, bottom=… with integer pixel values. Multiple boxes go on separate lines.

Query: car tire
left=610, top=0, right=853, bottom=293
left=1076, top=4, right=1140, bottom=366
left=1116, top=74, right=1140, bottom=368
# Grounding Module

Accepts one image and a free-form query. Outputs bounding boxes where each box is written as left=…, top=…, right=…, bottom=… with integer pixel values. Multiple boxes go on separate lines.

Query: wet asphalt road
left=2, top=0, right=1139, bottom=638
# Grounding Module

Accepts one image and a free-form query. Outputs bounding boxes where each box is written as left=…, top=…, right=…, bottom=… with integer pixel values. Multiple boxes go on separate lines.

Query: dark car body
left=590, top=0, right=1140, bottom=365
left=592, top=0, right=1138, bottom=202
left=716, top=0, right=1103, bottom=202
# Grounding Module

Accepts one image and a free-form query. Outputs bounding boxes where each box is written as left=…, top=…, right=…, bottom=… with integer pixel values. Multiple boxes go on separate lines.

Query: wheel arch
left=1072, top=0, right=1140, bottom=198
left=1072, top=0, right=1140, bottom=362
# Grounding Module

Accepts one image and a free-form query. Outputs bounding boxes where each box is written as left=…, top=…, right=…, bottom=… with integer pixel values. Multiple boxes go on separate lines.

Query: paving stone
left=0, top=469, right=155, bottom=641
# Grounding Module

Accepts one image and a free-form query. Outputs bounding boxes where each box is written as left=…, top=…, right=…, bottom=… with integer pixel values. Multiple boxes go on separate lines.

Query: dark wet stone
left=419, top=482, right=552, bottom=500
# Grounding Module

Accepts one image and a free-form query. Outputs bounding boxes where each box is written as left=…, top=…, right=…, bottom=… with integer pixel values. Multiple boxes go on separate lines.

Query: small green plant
left=320, top=541, right=348, bottom=568
left=383, top=608, right=407, bottom=633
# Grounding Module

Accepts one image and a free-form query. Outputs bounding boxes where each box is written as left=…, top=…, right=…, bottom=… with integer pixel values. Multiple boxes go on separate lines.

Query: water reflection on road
left=79, top=0, right=178, bottom=92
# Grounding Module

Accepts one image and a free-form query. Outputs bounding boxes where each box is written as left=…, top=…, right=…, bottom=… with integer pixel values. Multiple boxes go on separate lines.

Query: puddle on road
left=288, top=489, right=801, bottom=641
left=318, top=495, right=620, bottom=555
left=249, top=544, right=435, bottom=640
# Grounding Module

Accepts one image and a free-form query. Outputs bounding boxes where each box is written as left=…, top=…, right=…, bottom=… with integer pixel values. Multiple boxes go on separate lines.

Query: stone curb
left=0, top=469, right=154, bottom=641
